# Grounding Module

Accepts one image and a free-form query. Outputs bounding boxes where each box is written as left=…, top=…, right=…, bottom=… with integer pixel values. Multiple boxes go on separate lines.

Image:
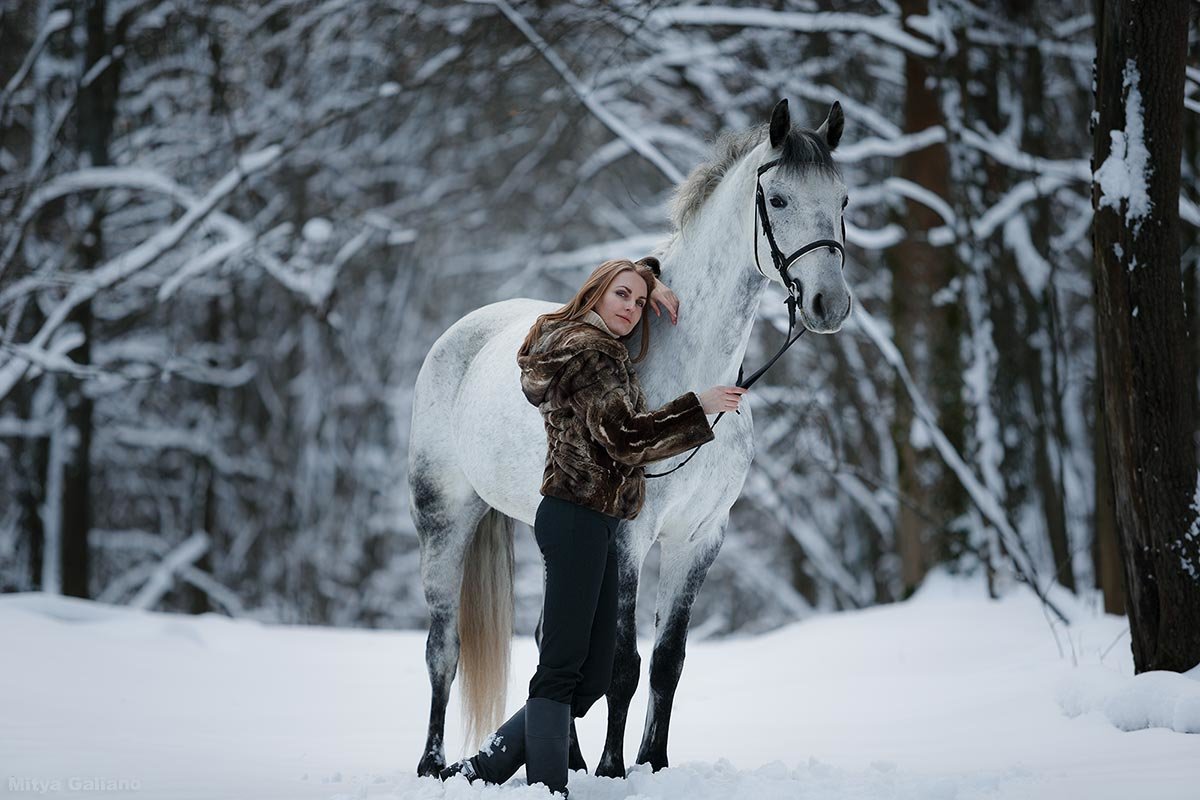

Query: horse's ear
left=769, top=98, right=790, bottom=148
left=816, top=101, right=844, bottom=151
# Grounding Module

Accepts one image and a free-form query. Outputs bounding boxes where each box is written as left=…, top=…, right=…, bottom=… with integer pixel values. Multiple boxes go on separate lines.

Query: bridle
left=752, top=157, right=846, bottom=288
left=645, top=157, right=846, bottom=479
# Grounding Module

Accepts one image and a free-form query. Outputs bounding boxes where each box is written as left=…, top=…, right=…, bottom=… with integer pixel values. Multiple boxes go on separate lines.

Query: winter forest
left=2, top=0, right=1200, bottom=794
left=3, top=0, right=1197, bottom=636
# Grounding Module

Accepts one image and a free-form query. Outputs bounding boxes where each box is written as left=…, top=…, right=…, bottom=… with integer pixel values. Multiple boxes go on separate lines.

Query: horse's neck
left=637, top=149, right=769, bottom=403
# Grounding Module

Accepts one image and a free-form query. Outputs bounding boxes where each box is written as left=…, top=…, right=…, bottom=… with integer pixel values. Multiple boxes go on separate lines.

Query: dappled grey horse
left=411, top=98, right=853, bottom=779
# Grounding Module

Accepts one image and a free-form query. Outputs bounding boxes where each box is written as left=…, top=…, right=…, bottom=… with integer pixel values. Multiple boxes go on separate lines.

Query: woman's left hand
left=649, top=281, right=679, bottom=325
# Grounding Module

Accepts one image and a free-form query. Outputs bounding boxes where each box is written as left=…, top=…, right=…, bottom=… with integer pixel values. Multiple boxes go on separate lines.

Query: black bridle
left=645, top=157, right=846, bottom=479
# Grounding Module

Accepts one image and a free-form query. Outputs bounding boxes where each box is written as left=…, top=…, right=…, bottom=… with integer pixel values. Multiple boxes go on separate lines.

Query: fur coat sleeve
left=559, top=349, right=714, bottom=467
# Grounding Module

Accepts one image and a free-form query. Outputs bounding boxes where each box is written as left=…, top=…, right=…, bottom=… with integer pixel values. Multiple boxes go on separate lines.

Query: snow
left=1057, top=667, right=1200, bottom=734
left=303, top=217, right=335, bottom=244
left=1183, top=471, right=1200, bottom=581
left=44, top=8, right=72, bottom=33
left=908, top=413, right=931, bottom=449
left=1003, top=215, right=1050, bottom=296
left=1094, top=59, right=1152, bottom=234
left=413, top=46, right=463, bottom=84
left=885, top=177, right=956, bottom=228
left=837, top=126, right=946, bottom=163
left=904, top=12, right=956, bottom=57
left=963, top=263, right=1004, bottom=524
left=974, top=175, right=1070, bottom=240
left=2, top=572, right=1198, bottom=800
left=845, top=221, right=905, bottom=250
left=1186, top=470, right=1200, bottom=547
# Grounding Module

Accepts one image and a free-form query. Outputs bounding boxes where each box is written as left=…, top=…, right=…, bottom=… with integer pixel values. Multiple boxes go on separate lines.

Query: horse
left=411, top=98, right=853, bottom=779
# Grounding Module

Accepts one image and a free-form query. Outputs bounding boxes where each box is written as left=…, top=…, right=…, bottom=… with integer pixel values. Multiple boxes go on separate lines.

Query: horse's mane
left=668, top=122, right=842, bottom=233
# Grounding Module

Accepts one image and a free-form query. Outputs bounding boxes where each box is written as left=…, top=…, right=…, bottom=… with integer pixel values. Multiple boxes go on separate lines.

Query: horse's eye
left=842, top=197, right=849, bottom=209
left=769, top=196, right=786, bottom=209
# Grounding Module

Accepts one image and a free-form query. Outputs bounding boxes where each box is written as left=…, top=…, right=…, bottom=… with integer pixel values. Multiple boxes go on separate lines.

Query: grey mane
left=668, top=122, right=842, bottom=233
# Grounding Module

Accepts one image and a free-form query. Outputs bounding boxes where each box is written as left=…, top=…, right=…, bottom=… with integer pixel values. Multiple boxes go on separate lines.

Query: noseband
left=645, top=157, right=847, bottom=479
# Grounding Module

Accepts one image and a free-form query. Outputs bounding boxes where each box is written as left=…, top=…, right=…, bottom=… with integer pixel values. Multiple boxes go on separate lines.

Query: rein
left=645, top=157, right=845, bottom=479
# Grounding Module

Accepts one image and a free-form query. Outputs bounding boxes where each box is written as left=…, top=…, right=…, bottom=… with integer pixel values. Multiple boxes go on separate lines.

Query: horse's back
left=413, top=297, right=556, bottom=407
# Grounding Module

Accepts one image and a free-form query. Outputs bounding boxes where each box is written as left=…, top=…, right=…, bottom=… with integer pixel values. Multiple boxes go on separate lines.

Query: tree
left=887, top=0, right=968, bottom=596
left=1092, top=0, right=1200, bottom=672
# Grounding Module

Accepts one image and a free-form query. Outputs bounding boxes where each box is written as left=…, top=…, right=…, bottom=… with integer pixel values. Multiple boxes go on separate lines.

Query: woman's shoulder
left=518, top=319, right=629, bottom=406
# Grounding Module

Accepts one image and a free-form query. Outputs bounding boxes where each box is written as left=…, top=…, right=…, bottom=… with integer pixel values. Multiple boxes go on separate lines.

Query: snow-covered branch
left=0, top=146, right=282, bottom=403
left=0, top=9, right=72, bottom=119
left=745, top=464, right=872, bottom=608
left=0, top=415, right=54, bottom=438
left=128, top=531, right=210, bottom=610
left=646, top=6, right=939, bottom=58
left=465, top=0, right=685, bottom=184
left=104, top=425, right=271, bottom=480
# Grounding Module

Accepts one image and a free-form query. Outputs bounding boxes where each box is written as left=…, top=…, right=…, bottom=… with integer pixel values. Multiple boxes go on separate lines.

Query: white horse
left=411, top=98, right=853, bottom=779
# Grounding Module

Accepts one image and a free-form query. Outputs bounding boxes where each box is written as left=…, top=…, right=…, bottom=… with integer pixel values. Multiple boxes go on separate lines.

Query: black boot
left=525, top=697, right=571, bottom=797
left=439, top=704, right=527, bottom=785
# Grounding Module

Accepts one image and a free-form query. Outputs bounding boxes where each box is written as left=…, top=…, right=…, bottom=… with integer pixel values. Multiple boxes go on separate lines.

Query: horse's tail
left=458, top=506, right=515, bottom=752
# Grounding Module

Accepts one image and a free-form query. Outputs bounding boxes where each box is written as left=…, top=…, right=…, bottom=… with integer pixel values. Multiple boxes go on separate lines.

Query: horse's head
left=753, top=99, right=852, bottom=334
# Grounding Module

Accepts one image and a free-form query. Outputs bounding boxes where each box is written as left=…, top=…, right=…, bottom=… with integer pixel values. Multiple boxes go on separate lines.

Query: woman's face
left=596, top=272, right=646, bottom=337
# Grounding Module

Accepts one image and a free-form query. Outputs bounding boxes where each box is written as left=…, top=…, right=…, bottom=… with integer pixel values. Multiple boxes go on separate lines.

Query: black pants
left=528, top=494, right=621, bottom=719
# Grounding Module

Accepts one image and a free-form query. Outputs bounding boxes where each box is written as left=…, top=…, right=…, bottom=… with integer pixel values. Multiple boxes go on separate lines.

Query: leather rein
left=645, top=157, right=846, bottom=479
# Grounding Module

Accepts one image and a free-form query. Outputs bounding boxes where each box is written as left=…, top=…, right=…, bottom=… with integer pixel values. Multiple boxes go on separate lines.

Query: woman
left=438, top=257, right=747, bottom=796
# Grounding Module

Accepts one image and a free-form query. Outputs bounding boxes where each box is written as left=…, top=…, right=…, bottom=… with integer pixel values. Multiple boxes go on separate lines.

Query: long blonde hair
left=518, top=257, right=660, bottom=363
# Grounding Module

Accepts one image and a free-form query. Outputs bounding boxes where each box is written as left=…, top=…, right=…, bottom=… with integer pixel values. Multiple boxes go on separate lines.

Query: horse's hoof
left=416, top=753, right=445, bottom=778
left=637, top=755, right=669, bottom=773
left=594, top=757, right=626, bottom=779
left=568, top=733, right=588, bottom=773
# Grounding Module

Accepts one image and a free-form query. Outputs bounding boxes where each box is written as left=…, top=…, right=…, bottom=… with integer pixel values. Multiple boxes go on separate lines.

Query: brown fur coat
left=517, top=312, right=715, bottom=520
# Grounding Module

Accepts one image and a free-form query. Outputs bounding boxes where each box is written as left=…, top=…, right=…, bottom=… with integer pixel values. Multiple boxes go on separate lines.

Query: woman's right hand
left=697, top=385, right=748, bottom=414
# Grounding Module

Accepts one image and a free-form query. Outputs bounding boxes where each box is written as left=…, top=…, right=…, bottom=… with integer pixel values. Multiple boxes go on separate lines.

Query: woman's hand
left=697, top=386, right=747, bottom=414
left=649, top=281, right=679, bottom=325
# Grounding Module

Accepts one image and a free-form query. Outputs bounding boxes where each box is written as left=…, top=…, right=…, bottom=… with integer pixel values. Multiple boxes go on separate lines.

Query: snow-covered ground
left=2, top=572, right=1198, bottom=800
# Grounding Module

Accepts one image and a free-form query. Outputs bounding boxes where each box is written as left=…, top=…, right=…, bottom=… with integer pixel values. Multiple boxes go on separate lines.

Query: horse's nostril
left=812, top=292, right=825, bottom=318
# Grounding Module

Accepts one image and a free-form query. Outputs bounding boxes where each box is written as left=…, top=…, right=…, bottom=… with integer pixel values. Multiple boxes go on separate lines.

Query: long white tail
left=458, top=507, right=515, bottom=751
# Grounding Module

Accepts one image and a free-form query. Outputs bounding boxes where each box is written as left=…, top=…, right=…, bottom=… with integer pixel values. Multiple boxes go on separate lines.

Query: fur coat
left=517, top=310, right=715, bottom=520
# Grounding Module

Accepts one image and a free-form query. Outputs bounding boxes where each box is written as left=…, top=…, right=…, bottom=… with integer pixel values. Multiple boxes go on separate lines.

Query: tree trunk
left=60, top=1, right=105, bottom=597
left=1186, top=12, right=1200, bottom=465
left=1020, top=33, right=1074, bottom=592
left=1092, top=0, right=1200, bottom=672
left=889, top=0, right=966, bottom=596
left=1093, top=354, right=1125, bottom=615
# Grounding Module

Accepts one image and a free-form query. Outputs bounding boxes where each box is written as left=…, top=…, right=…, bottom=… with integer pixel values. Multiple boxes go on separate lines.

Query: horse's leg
left=413, top=464, right=486, bottom=777
left=596, top=526, right=653, bottom=779
left=635, top=520, right=727, bottom=772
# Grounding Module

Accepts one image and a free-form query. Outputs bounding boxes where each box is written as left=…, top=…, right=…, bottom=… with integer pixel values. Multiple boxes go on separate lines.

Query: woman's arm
left=563, top=350, right=715, bottom=467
